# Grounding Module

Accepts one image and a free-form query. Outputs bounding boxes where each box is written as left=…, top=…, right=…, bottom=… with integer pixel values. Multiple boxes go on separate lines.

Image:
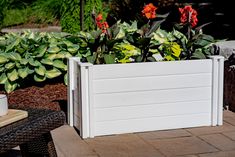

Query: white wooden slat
left=94, top=87, right=212, bottom=108
left=95, top=113, right=211, bottom=136
left=95, top=100, right=211, bottom=122
left=93, top=73, right=212, bottom=94
left=93, top=60, right=212, bottom=80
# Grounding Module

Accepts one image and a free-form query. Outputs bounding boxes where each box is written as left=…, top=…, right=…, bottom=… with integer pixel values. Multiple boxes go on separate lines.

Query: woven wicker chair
left=0, top=107, right=66, bottom=157
left=224, top=61, right=235, bottom=112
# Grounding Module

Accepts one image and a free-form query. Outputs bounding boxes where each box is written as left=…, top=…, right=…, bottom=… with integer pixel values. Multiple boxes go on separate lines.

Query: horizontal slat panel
left=95, top=113, right=211, bottom=136
left=94, top=87, right=211, bottom=108
left=95, top=100, right=211, bottom=122
left=93, top=60, right=212, bottom=80
left=93, top=73, right=211, bottom=94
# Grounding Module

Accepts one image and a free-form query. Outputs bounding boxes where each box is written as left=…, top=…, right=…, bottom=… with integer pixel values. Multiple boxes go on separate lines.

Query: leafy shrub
left=60, top=0, right=103, bottom=33
left=0, top=31, right=91, bottom=93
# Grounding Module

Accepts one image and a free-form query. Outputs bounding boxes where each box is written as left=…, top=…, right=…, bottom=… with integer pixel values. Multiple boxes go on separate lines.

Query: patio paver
left=147, top=136, right=218, bottom=157
left=199, top=134, right=235, bottom=151
left=85, top=134, right=165, bottom=157
left=137, top=129, right=192, bottom=140
left=199, top=150, right=235, bottom=157
left=50, top=110, right=235, bottom=157
left=223, top=131, right=235, bottom=140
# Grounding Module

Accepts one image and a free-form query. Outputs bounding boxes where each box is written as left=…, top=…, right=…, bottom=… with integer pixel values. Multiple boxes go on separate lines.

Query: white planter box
left=68, top=56, right=224, bottom=139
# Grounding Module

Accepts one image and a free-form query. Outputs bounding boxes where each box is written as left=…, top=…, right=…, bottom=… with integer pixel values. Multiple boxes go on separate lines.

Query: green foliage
left=60, top=0, right=103, bottom=34
left=0, top=31, right=90, bottom=93
left=0, top=0, right=62, bottom=28
left=60, top=0, right=80, bottom=34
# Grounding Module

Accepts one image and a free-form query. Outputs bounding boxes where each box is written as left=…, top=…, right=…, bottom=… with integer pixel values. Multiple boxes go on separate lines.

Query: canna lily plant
left=78, top=3, right=215, bottom=64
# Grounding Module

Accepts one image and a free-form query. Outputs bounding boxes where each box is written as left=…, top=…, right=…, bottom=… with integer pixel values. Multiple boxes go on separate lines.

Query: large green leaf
left=0, top=66, right=4, bottom=72
left=7, top=52, right=22, bottom=61
left=41, top=59, right=53, bottom=65
left=64, top=73, right=68, bottom=85
left=34, top=74, right=46, bottom=82
left=0, top=73, right=7, bottom=84
left=0, top=54, right=9, bottom=64
left=104, top=54, right=116, bottom=64
left=18, top=67, right=29, bottom=79
left=35, top=65, right=46, bottom=76
left=53, top=60, right=67, bottom=70
left=45, top=68, right=62, bottom=79
left=29, top=58, right=41, bottom=67
left=191, top=49, right=206, bottom=59
left=45, top=54, right=57, bottom=60
left=47, top=46, right=61, bottom=53
left=63, top=40, right=73, bottom=47
left=7, top=69, right=19, bottom=81
left=4, top=80, right=17, bottom=93
left=5, top=62, right=15, bottom=70
left=67, top=45, right=79, bottom=54
left=59, top=51, right=72, bottom=58
left=35, top=45, right=47, bottom=57
left=20, top=59, right=29, bottom=65
left=87, top=53, right=98, bottom=64
left=5, top=38, right=21, bottom=52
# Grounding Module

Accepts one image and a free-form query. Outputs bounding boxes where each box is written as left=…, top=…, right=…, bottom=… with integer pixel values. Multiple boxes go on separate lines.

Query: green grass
left=1, top=0, right=62, bottom=28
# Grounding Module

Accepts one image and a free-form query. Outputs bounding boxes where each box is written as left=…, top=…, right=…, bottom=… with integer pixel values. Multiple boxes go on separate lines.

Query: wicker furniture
left=224, top=63, right=235, bottom=111
left=0, top=106, right=66, bottom=157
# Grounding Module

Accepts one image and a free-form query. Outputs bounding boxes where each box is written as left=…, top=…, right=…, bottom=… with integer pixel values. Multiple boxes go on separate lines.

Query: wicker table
left=0, top=107, right=66, bottom=157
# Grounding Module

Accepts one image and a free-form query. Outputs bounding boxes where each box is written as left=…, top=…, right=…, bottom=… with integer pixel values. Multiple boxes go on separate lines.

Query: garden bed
left=68, top=56, right=224, bottom=139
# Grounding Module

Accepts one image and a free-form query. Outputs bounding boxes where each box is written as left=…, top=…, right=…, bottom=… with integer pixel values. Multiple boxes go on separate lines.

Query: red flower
left=179, top=5, right=198, bottom=27
left=95, top=14, right=109, bottom=34
left=142, top=3, right=157, bottom=19
left=96, top=14, right=103, bottom=22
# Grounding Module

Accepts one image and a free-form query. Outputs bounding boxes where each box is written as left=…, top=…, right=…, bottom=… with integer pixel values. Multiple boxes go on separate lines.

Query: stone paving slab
left=185, top=122, right=235, bottom=136
left=223, top=131, right=235, bottom=140
left=137, top=129, right=192, bottom=140
left=176, top=155, right=199, bottom=157
left=198, top=150, right=235, bottom=157
left=51, top=125, right=97, bottom=157
left=199, top=134, right=235, bottom=151
left=85, top=134, right=165, bottom=157
left=148, top=136, right=218, bottom=157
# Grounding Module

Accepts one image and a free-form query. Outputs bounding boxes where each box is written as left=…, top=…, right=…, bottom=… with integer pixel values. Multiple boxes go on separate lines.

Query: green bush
left=60, top=0, right=103, bottom=33
left=0, top=31, right=92, bottom=93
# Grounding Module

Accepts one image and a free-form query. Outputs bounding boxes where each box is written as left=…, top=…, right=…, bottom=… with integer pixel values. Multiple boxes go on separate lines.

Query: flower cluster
left=142, top=3, right=157, bottom=19
left=95, top=14, right=109, bottom=33
left=179, top=5, right=198, bottom=28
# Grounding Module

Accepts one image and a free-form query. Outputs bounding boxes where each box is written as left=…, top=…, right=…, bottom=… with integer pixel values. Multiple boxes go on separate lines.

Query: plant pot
left=0, top=94, right=8, bottom=116
left=68, top=56, right=224, bottom=139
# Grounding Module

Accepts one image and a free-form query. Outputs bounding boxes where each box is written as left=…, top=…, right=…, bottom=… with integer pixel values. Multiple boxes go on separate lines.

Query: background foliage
left=60, top=0, right=104, bottom=33
left=0, top=0, right=62, bottom=28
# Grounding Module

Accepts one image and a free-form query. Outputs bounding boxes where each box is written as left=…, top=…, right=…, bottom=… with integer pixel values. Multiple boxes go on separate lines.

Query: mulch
left=0, top=83, right=67, bottom=112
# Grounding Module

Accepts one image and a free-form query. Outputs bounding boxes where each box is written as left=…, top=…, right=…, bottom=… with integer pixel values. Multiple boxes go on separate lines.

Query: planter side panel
left=92, top=60, right=213, bottom=136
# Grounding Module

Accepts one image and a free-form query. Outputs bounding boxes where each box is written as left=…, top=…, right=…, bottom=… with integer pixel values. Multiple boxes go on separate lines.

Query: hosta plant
left=0, top=31, right=91, bottom=93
